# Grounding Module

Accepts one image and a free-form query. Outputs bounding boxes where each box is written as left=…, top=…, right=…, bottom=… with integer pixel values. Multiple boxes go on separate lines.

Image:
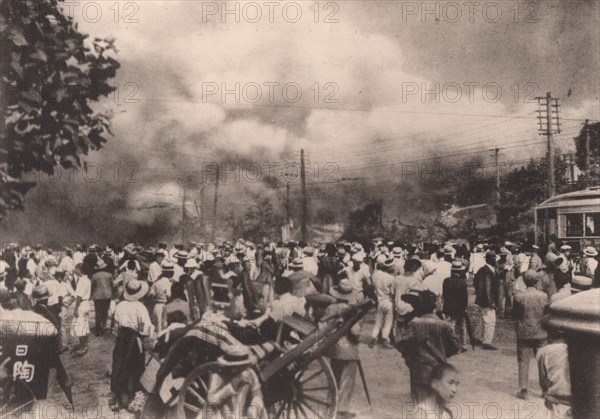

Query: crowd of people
left=0, top=236, right=598, bottom=418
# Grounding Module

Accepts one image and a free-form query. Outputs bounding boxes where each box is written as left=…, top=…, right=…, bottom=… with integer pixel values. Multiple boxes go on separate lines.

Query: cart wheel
left=176, top=362, right=244, bottom=419
left=270, top=356, right=338, bottom=419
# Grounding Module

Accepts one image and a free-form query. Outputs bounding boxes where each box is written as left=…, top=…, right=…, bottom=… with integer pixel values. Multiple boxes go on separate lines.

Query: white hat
left=175, top=250, right=190, bottom=259
left=161, top=260, right=175, bottom=271
left=375, top=254, right=387, bottom=265
left=124, top=279, right=149, bottom=301
left=583, top=246, right=598, bottom=257
left=392, top=247, right=403, bottom=257
left=303, top=247, right=315, bottom=256
left=560, top=245, right=572, bottom=251
left=351, top=253, right=364, bottom=263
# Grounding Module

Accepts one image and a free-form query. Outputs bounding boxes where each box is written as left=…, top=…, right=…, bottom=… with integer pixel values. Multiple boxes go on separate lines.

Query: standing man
left=325, top=280, right=362, bottom=419
left=442, top=261, right=469, bottom=352
left=512, top=270, right=548, bottom=400
left=72, top=259, right=93, bottom=357
left=474, top=251, right=498, bottom=350
left=91, top=258, right=114, bottom=336
left=369, top=257, right=396, bottom=349
left=147, top=251, right=163, bottom=284
left=150, top=261, right=174, bottom=333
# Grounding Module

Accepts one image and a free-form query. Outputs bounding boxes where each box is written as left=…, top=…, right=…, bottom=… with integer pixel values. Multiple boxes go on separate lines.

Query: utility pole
left=584, top=119, right=591, bottom=171
left=285, top=181, right=291, bottom=224
left=489, top=147, right=503, bottom=203
left=300, top=149, right=308, bottom=241
left=212, top=165, right=220, bottom=241
left=536, top=92, right=561, bottom=197
left=181, top=182, right=187, bottom=244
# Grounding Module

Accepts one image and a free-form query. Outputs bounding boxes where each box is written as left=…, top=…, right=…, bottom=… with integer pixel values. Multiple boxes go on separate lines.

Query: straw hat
left=289, top=258, right=304, bottom=269
left=217, top=343, right=256, bottom=367
left=329, top=278, right=359, bottom=302
left=161, top=260, right=175, bottom=272
left=175, top=250, right=190, bottom=259
left=450, top=260, right=465, bottom=271
left=124, top=279, right=149, bottom=301
left=32, top=284, right=49, bottom=300
left=583, top=246, right=598, bottom=257
left=382, top=257, right=395, bottom=269
left=571, top=275, right=592, bottom=293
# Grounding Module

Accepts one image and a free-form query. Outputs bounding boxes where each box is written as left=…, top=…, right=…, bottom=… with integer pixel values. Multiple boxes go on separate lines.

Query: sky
left=3, top=0, right=600, bottom=241
left=74, top=0, right=599, bottom=173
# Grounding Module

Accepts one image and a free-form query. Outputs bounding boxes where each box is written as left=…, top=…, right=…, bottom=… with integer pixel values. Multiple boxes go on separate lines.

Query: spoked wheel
left=268, top=356, right=338, bottom=419
left=176, top=362, right=249, bottom=419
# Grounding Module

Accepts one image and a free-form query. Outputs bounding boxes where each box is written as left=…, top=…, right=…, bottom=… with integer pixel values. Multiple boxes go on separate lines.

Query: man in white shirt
left=147, top=252, right=164, bottom=284
left=60, top=247, right=75, bottom=278
left=72, top=256, right=94, bottom=357
left=581, top=246, right=598, bottom=276
left=302, top=247, right=319, bottom=276
left=73, top=245, right=85, bottom=266
left=370, top=258, right=396, bottom=349
left=470, top=244, right=485, bottom=277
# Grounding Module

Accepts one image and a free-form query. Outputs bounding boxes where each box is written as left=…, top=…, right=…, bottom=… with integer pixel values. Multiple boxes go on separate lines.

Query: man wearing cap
left=324, top=279, right=363, bottom=419
left=370, top=257, right=396, bottom=349
left=580, top=246, right=598, bottom=277
left=559, top=245, right=574, bottom=277
left=474, top=251, right=499, bottom=350
left=512, top=270, right=548, bottom=400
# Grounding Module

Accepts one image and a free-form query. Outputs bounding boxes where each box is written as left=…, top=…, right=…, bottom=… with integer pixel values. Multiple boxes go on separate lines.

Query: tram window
left=585, top=213, right=600, bottom=236
left=565, top=214, right=584, bottom=237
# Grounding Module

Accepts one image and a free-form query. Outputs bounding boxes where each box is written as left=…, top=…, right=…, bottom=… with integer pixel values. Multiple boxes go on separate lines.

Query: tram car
left=535, top=187, right=600, bottom=252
